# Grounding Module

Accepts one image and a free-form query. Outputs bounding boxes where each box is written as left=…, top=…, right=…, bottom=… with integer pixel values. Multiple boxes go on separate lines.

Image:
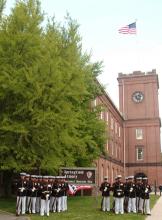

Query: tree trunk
left=1, top=170, right=14, bottom=197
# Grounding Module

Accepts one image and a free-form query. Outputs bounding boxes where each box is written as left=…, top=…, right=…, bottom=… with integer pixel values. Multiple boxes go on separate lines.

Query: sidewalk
left=0, top=211, right=30, bottom=220
left=146, top=195, right=162, bottom=220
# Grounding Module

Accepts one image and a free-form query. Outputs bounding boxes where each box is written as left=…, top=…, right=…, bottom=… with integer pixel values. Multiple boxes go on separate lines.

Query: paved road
left=0, top=212, right=29, bottom=220
left=146, top=195, right=162, bottom=220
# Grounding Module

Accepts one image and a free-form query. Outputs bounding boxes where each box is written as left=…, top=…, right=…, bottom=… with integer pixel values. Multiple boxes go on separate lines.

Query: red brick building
left=96, top=69, right=162, bottom=186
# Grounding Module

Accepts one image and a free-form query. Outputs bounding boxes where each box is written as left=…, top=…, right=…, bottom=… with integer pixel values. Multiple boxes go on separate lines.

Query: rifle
left=51, top=195, right=57, bottom=212
left=142, top=198, right=145, bottom=215
left=27, top=196, right=32, bottom=214
left=137, top=190, right=141, bottom=213
left=16, top=196, right=21, bottom=216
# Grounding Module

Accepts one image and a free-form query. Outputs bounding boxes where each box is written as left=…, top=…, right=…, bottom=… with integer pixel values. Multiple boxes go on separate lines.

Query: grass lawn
left=0, top=195, right=159, bottom=220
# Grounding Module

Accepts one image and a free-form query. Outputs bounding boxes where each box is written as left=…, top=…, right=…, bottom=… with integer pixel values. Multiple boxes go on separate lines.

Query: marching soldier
left=127, top=176, right=136, bottom=213
left=36, top=176, right=43, bottom=213
left=25, top=174, right=32, bottom=214
left=111, top=176, right=117, bottom=212
left=61, top=177, right=69, bottom=211
left=50, top=177, right=58, bottom=212
left=99, top=176, right=111, bottom=212
left=135, top=177, right=142, bottom=213
left=112, top=175, right=125, bottom=214
left=28, top=175, right=38, bottom=214
left=56, top=177, right=63, bottom=212
left=40, top=176, right=52, bottom=216
left=141, top=177, right=151, bottom=215
left=16, top=173, right=27, bottom=216
left=124, top=177, right=129, bottom=212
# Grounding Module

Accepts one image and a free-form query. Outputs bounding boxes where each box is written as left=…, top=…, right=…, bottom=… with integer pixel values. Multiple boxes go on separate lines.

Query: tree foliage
left=0, top=0, right=106, bottom=173
left=0, top=0, right=6, bottom=20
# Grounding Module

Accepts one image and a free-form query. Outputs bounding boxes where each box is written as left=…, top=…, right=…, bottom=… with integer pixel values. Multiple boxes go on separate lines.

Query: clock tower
left=118, top=69, right=162, bottom=185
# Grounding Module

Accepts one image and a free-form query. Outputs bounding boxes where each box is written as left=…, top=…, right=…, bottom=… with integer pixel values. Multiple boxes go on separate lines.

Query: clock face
left=132, top=91, right=144, bottom=103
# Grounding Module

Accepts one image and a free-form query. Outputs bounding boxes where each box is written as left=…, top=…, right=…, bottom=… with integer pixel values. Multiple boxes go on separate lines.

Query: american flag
left=118, top=22, right=136, bottom=34
left=68, top=184, right=92, bottom=195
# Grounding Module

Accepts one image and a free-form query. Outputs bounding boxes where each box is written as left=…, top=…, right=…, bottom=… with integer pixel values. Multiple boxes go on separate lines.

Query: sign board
left=61, top=167, right=96, bottom=185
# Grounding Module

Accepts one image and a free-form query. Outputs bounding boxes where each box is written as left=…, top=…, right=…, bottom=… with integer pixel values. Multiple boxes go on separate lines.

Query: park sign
left=61, top=167, right=96, bottom=185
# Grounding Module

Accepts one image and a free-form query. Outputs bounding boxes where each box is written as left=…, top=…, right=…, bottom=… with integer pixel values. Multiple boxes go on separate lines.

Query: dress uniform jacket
left=51, top=182, right=58, bottom=197
left=16, top=181, right=27, bottom=197
left=113, top=182, right=125, bottom=198
left=26, top=181, right=32, bottom=197
left=127, top=182, right=136, bottom=198
left=56, top=183, right=63, bottom=197
left=30, top=182, right=38, bottom=197
left=36, top=183, right=43, bottom=197
left=62, top=182, right=69, bottom=196
left=100, top=182, right=111, bottom=197
left=141, top=183, right=152, bottom=199
left=41, top=184, right=52, bottom=200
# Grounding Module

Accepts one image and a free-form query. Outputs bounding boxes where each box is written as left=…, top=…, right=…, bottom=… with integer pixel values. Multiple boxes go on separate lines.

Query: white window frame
left=115, top=122, right=118, bottom=134
left=101, top=164, right=104, bottom=182
left=106, top=112, right=109, bottom=124
left=118, top=126, right=121, bottom=137
left=136, top=147, right=143, bottom=160
left=106, top=166, right=109, bottom=177
left=111, top=117, right=114, bottom=130
left=111, top=142, right=114, bottom=155
left=116, top=145, right=118, bottom=158
left=136, top=128, right=143, bottom=140
left=106, top=139, right=109, bottom=152
left=100, top=111, right=104, bottom=120
left=112, top=168, right=114, bottom=183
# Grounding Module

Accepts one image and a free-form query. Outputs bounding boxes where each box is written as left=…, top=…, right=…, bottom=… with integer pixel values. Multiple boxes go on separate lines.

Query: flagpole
left=135, top=19, right=141, bottom=70
left=122, top=80, right=126, bottom=178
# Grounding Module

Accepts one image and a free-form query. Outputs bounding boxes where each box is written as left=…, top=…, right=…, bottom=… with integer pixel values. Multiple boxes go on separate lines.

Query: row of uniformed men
left=16, top=173, right=69, bottom=216
left=100, top=175, right=151, bottom=215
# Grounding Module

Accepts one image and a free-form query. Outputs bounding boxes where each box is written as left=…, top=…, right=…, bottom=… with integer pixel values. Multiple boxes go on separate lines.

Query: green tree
left=0, top=0, right=106, bottom=181
left=0, top=0, right=6, bottom=20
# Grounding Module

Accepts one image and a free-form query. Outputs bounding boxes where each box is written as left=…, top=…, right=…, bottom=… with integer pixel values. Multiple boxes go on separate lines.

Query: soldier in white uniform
left=50, top=177, right=58, bottom=212
left=29, top=175, right=38, bottom=214
left=112, top=175, right=125, bottom=214
left=127, top=176, right=136, bottom=213
left=36, top=176, right=43, bottom=213
left=56, top=177, right=63, bottom=212
left=16, top=173, right=27, bottom=216
left=140, top=177, right=151, bottom=215
left=124, top=177, right=129, bottom=212
left=99, top=176, right=111, bottom=212
left=25, top=174, right=31, bottom=214
left=135, top=177, right=143, bottom=213
left=40, top=176, right=52, bottom=216
left=61, top=177, right=69, bottom=211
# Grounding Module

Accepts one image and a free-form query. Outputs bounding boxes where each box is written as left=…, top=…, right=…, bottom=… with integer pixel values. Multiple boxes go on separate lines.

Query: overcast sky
left=5, top=0, right=162, bottom=138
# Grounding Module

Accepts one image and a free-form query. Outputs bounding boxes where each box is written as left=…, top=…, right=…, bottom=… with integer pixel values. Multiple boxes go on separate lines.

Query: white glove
left=130, top=188, right=133, bottom=192
left=104, top=187, right=107, bottom=192
left=20, top=187, right=25, bottom=192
